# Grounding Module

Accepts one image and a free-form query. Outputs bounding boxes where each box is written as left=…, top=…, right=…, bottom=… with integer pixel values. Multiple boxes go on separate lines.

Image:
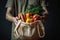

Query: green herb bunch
left=24, top=4, right=45, bottom=15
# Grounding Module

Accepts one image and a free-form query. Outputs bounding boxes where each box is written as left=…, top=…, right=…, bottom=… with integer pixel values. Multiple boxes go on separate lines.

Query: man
left=5, top=0, right=48, bottom=40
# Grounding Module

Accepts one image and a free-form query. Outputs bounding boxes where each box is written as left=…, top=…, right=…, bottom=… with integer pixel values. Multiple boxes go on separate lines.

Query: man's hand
left=40, top=11, right=48, bottom=25
left=18, top=13, right=25, bottom=22
left=12, top=17, right=19, bottom=25
left=43, top=11, right=48, bottom=17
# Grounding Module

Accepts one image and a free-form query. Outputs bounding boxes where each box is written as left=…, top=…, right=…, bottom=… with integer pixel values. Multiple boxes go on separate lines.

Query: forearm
left=6, top=7, right=14, bottom=22
left=41, top=0, right=48, bottom=12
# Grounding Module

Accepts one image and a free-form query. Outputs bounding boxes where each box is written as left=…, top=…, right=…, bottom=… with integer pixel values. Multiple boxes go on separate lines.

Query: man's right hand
left=18, top=13, right=25, bottom=22
left=12, top=17, right=19, bottom=25
left=12, top=13, right=25, bottom=25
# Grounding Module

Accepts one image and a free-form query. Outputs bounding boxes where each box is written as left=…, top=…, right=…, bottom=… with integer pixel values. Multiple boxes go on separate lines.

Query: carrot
left=20, top=14, right=25, bottom=22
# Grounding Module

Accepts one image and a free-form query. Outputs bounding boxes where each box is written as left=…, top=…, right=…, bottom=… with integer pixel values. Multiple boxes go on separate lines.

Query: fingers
left=12, top=17, right=18, bottom=25
left=40, top=11, right=48, bottom=24
left=43, top=11, right=48, bottom=16
left=16, top=17, right=19, bottom=20
left=18, top=13, right=25, bottom=22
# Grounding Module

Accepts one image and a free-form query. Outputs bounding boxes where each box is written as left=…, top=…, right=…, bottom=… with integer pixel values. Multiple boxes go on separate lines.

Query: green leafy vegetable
left=24, top=4, right=45, bottom=15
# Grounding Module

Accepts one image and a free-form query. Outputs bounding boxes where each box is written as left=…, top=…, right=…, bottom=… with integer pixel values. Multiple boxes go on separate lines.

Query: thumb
left=15, top=17, right=19, bottom=21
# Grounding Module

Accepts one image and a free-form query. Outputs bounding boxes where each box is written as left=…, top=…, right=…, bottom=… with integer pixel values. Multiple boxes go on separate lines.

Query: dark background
left=0, top=0, right=59, bottom=40
left=0, top=0, right=11, bottom=40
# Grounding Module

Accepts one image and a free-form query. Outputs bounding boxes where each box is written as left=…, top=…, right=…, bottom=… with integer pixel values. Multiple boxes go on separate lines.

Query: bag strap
left=14, top=20, right=22, bottom=38
left=37, top=20, right=45, bottom=38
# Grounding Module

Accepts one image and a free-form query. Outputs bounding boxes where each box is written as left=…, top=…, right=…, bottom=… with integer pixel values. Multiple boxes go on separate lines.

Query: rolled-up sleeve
left=41, top=0, right=46, bottom=7
left=5, top=0, right=13, bottom=8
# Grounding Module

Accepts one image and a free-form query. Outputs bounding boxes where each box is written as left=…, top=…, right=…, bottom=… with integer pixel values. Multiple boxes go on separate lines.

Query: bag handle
left=37, top=20, right=45, bottom=38
left=14, top=20, right=22, bottom=38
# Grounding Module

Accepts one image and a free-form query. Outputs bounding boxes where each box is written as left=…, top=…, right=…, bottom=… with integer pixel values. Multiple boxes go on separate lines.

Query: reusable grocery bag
left=14, top=20, right=45, bottom=40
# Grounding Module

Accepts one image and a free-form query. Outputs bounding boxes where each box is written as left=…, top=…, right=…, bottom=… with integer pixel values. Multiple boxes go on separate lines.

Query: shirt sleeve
left=41, top=0, right=46, bottom=7
left=5, top=0, right=14, bottom=8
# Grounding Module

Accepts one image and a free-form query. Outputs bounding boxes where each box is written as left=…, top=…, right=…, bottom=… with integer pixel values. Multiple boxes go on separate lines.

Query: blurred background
left=0, top=0, right=11, bottom=40
left=0, top=0, right=59, bottom=40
